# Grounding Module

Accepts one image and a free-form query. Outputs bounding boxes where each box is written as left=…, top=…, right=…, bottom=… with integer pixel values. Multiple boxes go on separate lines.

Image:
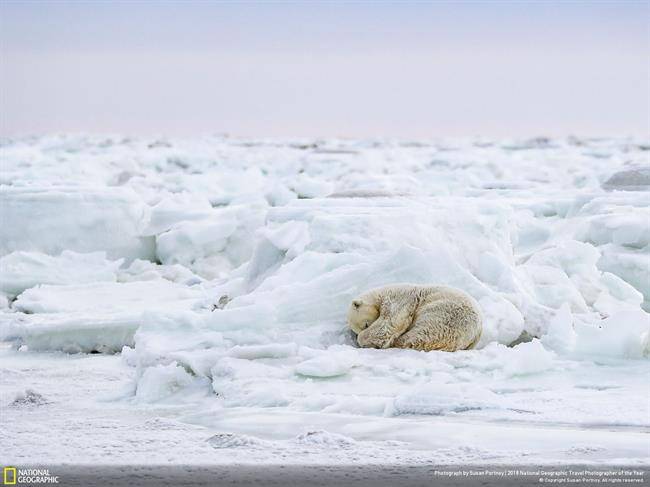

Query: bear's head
left=347, top=299, right=380, bottom=335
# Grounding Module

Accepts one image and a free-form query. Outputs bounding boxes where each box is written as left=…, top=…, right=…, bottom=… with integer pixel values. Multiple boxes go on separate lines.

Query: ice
left=294, top=352, right=358, bottom=378
left=519, top=240, right=643, bottom=315
left=390, top=382, right=501, bottom=416
left=3, top=281, right=205, bottom=353
left=598, top=244, right=650, bottom=310
left=117, top=259, right=202, bottom=285
left=227, top=343, right=298, bottom=359
left=0, top=251, right=122, bottom=297
left=573, top=310, right=650, bottom=359
left=602, top=167, right=650, bottom=191
left=135, top=362, right=202, bottom=402
left=0, top=186, right=155, bottom=262
left=582, top=213, right=650, bottom=249
left=155, top=204, right=267, bottom=279
left=294, top=430, right=356, bottom=448
left=540, top=304, right=577, bottom=354
left=207, top=433, right=271, bottom=449
left=2, top=312, right=140, bottom=353
left=499, top=339, right=557, bottom=376
left=13, top=280, right=203, bottom=314
left=9, top=389, right=50, bottom=407
left=289, top=174, right=334, bottom=198
left=2, top=135, right=649, bottom=465
left=573, top=193, right=649, bottom=249
left=142, top=193, right=215, bottom=236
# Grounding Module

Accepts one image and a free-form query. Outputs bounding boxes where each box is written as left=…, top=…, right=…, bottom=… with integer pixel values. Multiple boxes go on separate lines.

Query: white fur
left=347, top=284, right=482, bottom=352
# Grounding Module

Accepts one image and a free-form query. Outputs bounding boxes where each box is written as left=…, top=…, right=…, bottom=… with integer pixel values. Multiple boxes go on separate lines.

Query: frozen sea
left=1, top=134, right=648, bottom=468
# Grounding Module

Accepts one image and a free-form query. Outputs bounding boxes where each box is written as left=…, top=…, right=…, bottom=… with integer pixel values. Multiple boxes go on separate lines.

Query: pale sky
left=1, top=1, right=648, bottom=138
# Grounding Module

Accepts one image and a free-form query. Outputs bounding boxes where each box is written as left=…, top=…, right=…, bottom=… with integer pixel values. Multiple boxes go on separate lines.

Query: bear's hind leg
left=392, top=322, right=455, bottom=352
left=392, top=301, right=479, bottom=352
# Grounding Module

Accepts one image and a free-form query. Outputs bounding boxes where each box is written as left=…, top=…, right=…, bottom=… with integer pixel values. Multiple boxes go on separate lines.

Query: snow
left=1, top=134, right=649, bottom=466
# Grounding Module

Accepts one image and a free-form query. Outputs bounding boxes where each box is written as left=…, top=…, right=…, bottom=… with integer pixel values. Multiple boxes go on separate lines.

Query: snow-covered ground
left=1, top=134, right=648, bottom=466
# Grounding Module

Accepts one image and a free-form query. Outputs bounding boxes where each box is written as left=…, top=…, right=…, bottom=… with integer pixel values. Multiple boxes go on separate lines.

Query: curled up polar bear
left=347, top=284, right=482, bottom=352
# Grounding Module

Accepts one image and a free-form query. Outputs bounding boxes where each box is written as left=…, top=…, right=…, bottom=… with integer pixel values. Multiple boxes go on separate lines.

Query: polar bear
left=347, top=284, right=482, bottom=352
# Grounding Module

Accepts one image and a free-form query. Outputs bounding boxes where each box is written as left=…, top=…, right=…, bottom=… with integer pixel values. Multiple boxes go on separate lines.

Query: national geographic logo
left=3, top=467, right=59, bottom=484
left=2, top=468, right=16, bottom=485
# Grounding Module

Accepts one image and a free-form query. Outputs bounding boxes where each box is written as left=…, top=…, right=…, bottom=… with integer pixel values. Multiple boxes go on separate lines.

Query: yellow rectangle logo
left=3, top=467, right=16, bottom=485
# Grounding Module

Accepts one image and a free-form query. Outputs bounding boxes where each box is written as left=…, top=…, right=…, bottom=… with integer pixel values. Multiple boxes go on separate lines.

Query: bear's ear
left=352, top=300, right=362, bottom=309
